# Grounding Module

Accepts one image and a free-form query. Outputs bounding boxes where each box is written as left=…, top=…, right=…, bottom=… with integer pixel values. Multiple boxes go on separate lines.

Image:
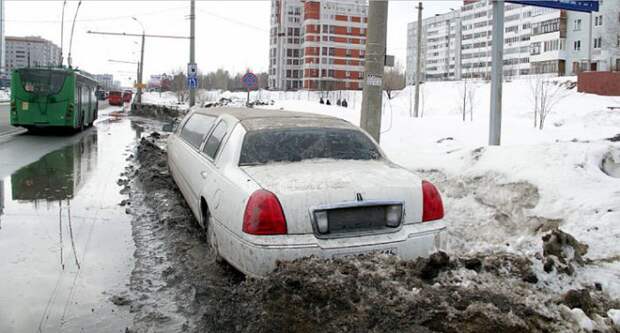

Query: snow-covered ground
left=246, top=78, right=620, bottom=302
left=141, top=91, right=188, bottom=111
left=0, top=89, right=10, bottom=102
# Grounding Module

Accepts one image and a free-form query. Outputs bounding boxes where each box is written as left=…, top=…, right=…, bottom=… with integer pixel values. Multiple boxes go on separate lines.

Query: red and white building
left=269, top=0, right=368, bottom=91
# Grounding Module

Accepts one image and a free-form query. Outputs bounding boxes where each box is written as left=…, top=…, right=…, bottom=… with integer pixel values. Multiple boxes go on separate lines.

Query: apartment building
left=0, top=0, right=6, bottom=76
left=269, top=0, right=304, bottom=90
left=269, top=0, right=368, bottom=91
left=565, top=0, right=620, bottom=74
left=406, top=10, right=462, bottom=85
left=5, top=36, right=61, bottom=73
left=460, top=0, right=535, bottom=79
left=407, top=0, right=619, bottom=82
left=95, top=74, right=117, bottom=90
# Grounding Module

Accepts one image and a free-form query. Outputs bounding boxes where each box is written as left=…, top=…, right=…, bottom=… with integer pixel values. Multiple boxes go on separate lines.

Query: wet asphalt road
left=0, top=106, right=136, bottom=332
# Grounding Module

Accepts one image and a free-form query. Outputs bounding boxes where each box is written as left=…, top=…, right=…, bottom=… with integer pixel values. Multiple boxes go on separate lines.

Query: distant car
left=95, top=90, right=106, bottom=101
left=108, top=90, right=123, bottom=106
left=167, top=108, right=447, bottom=277
left=122, top=90, right=133, bottom=103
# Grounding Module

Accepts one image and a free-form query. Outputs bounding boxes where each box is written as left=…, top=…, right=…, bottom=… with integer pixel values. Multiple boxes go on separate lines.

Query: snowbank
left=141, top=91, right=188, bottom=111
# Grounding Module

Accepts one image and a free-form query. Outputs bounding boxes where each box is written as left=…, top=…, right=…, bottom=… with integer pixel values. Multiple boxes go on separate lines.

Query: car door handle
left=200, top=171, right=208, bottom=179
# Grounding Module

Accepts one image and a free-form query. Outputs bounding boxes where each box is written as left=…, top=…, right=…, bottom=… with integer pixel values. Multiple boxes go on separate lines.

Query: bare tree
left=170, top=69, right=188, bottom=103
left=459, top=79, right=477, bottom=122
left=529, top=75, right=569, bottom=130
left=383, top=62, right=406, bottom=100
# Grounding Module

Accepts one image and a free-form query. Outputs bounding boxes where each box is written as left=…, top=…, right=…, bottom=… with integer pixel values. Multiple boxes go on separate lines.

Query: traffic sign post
left=187, top=77, right=197, bottom=90
left=242, top=72, right=258, bottom=107
left=488, top=0, right=599, bottom=146
left=187, top=62, right=198, bottom=96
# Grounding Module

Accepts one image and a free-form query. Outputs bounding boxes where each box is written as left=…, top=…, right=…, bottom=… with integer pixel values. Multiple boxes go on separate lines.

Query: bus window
left=19, top=69, right=67, bottom=96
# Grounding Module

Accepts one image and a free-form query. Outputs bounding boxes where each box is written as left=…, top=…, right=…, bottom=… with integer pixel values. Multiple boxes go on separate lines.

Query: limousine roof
left=193, top=107, right=355, bottom=131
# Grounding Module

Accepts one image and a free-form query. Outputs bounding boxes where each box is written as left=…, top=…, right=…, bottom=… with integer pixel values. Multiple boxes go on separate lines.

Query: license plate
left=332, top=247, right=398, bottom=259
left=22, top=102, right=29, bottom=110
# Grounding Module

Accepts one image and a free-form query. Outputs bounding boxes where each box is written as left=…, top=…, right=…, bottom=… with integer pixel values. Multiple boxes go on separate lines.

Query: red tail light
left=243, top=190, right=287, bottom=235
left=422, top=180, right=444, bottom=222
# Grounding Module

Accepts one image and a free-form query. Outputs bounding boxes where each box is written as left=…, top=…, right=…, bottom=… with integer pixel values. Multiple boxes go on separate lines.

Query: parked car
left=108, top=90, right=123, bottom=106
left=166, top=108, right=447, bottom=277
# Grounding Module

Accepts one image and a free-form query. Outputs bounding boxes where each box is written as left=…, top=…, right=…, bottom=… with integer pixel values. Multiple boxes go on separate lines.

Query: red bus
left=108, top=90, right=123, bottom=106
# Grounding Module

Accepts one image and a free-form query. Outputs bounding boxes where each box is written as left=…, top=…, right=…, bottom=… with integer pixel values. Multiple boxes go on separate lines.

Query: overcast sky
left=5, top=0, right=460, bottom=85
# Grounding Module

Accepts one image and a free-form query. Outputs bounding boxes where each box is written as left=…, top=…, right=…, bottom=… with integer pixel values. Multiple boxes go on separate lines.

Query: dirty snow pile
left=252, top=78, right=620, bottom=328
left=120, top=135, right=620, bottom=332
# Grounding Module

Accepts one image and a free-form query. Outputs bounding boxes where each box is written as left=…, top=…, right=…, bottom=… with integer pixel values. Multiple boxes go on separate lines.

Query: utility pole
left=137, top=32, right=145, bottom=112
left=67, top=0, right=82, bottom=68
left=488, top=0, right=505, bottom=146
left=413, top=2, right=423, bottom=118
left=360, top=0, right=388, bottom=143
left=59, top=0, right=67, bottom=66
left=189, top=0, right=196, bottom=107
left=588, top=11, right=593, bottom=71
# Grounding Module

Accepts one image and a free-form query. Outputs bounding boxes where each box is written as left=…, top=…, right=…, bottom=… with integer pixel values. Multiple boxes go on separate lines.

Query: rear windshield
left=19, top=69, right=68, bottom=96
left=109, top=91, right=121, bottom=96
left=239, top=127, right=382, bottom=166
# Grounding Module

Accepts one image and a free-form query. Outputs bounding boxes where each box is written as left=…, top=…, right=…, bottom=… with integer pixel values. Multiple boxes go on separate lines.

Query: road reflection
left=0, top=119, right=134, bottom=333
left=11, top=133, right=97, bottom=204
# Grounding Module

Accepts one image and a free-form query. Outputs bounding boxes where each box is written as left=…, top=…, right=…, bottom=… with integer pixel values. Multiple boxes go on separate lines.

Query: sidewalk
left=0, top=104, right=26, bottom=143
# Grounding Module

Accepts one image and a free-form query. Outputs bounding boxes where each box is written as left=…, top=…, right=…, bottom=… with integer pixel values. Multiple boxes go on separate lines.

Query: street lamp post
left=132, top=17, right=145, bottom=113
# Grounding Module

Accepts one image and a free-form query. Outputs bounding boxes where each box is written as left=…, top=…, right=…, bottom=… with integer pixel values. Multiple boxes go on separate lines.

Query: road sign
left=187, top=77, right=197, bottom=89
left=134, top=83, right=146, bottom=89
left=506, top=0, right=599, bottom=13
left=366, top=74, right=382, bottom=87
left=188, top=63, right=198, bottom=78
left=242, top=72, right=258, bottom=90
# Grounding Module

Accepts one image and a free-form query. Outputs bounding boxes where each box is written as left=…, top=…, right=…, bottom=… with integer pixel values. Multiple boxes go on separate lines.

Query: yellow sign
left=21, top=102, right=29, bottom=110
left=134, top=83, right=146, bottom=89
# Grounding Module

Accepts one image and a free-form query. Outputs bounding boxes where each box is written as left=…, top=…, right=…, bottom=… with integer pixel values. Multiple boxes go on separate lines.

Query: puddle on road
left=0, top=118, right=137, bottom=333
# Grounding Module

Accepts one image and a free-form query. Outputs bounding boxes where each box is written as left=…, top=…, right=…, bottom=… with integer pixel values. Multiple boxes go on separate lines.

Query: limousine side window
left=203, top=121, right=228, bottom=159
left=180, top=114, right=216, bottom=149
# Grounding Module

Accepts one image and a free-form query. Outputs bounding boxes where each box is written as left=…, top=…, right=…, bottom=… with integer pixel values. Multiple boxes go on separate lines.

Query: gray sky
left=5, top=1, right=460, bottom=85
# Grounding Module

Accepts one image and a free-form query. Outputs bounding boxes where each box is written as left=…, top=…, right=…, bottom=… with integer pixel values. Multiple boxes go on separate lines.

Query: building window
left=574, top=19, right=582, bottom=31
left=594, top=15, right=603, bottom=26
left=594, top=37, right=602, bottom=48
left=574, top=40, right=581, bottom=51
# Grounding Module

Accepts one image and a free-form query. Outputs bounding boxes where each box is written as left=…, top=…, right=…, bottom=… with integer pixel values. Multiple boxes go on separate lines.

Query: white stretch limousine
left=167, top=107, right=447, bottom=277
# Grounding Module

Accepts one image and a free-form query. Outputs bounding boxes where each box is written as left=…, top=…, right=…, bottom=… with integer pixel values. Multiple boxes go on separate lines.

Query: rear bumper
left=215, top=220, right=448, bottom=277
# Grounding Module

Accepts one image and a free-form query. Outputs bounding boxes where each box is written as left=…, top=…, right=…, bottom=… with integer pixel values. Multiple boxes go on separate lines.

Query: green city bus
left=10, top=67, right=98, bottom=132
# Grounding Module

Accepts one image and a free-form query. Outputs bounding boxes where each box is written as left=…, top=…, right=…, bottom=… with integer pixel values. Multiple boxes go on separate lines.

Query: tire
left=202, top=205, right=224, bottom=264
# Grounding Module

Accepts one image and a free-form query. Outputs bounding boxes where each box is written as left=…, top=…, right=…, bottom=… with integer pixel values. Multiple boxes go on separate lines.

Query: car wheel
left=202, top=205, right=224, bottom=264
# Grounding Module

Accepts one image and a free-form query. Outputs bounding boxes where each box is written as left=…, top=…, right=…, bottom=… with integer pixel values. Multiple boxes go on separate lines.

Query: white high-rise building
left=5, top=36, right=61, bottom=72
left=460, top=0, right=534, bottom=79
left=0, top=0, right=6, bottom=77
left=406, top=10, right=462, bottom=84
left=565, top=1, right=620, bottom=74
left=269, top=0, right=304, bottom=90
left=406, top=0, right=618, bottom=82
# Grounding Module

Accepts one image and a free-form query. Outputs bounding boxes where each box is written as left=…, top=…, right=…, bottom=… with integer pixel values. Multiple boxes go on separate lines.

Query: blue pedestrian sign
left=187, top=77, right=197, bottom=89
left=242, top=72, right=258, bottom=90
left=506, top=0, right=599, bottom=13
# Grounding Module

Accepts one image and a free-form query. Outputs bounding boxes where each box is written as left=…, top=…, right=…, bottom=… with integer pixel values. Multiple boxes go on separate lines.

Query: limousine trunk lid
left=240, top=159, right=423, bottom=235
